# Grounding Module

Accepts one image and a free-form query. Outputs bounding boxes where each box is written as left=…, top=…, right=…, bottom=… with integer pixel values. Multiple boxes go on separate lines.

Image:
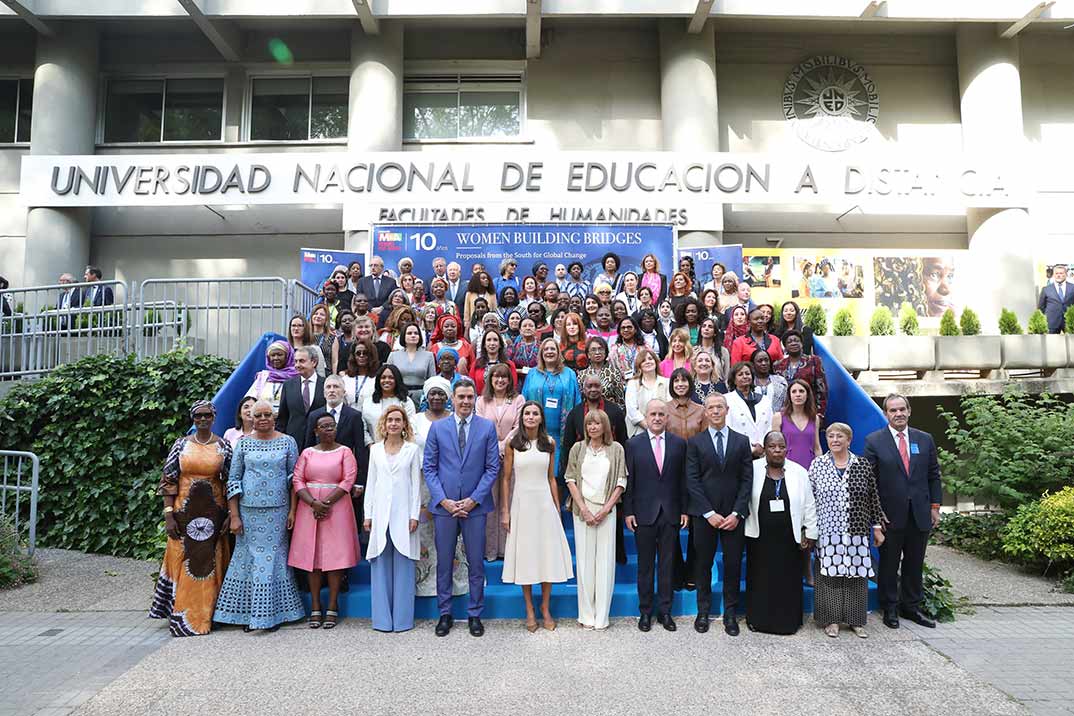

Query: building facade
left=3, top=2, right=1074, bottom=329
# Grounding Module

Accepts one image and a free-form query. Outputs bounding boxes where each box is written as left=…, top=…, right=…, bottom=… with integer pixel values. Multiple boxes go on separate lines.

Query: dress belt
left=305, top=482, right=342, bottom=488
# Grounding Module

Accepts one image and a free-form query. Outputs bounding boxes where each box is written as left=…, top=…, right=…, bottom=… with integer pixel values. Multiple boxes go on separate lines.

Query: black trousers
left=878, top=509, right=930, bottom=611
left=635, top=510, right=681, bottom=616
left=674, top=521, right=697, bottom=588
left=692, top=516, right=745, bottom=616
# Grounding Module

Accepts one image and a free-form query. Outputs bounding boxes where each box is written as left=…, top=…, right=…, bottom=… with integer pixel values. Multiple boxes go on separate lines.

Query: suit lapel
left=460, top=416, right=475, bottom=464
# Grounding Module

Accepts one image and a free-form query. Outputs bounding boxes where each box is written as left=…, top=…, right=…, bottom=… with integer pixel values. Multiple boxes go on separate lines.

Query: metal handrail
left=0, top=450, right=39, bottom=556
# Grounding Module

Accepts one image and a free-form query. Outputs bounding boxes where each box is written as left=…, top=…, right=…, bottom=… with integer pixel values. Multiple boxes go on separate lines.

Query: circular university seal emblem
left=782, top=55, right=879, bottom=152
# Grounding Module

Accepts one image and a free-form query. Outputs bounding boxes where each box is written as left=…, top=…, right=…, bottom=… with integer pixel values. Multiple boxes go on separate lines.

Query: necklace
left=191, top=432, right=213, bottom=445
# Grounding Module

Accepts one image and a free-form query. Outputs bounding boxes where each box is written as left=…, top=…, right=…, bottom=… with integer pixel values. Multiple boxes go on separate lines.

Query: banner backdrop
left=677, top=245, right=744, bottom=292
left=299, top=248, right=364, bottom=292
left=370, top=224, right=676, bottom=288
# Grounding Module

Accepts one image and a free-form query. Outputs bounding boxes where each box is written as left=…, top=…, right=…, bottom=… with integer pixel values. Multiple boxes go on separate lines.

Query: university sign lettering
left=19, top=151, right=1027, bottom=230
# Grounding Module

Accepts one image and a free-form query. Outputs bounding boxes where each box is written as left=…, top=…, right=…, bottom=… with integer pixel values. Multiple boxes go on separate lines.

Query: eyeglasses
left=192, top=413, right=214, bottom=419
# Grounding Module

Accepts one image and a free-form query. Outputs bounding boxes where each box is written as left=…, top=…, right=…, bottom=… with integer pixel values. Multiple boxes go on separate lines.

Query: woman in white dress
left=563, top=409, right=627, bottom=630
left=360, top=364, right=416, bottom=446
left=500, top=401, right=573, bottom=632
left=363, top=404, right=422, bottom=633
left=724, top=360, right=773, bottom=458
left=624, top=347, right=670, bottom=437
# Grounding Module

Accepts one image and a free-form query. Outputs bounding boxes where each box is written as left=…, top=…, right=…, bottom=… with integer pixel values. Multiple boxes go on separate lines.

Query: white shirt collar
left=888, top=425, right=907, bottom=442
left=455, top=413, right=470, bottom=427
left=647, top=430, right=664, bottom=441
left=708, top=425, right=728, bottom=440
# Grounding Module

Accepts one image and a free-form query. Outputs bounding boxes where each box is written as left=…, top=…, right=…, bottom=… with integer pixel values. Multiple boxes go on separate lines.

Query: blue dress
left=214, top=435, right=306, bottom=629
left=522, top=367, right=581, bottom=469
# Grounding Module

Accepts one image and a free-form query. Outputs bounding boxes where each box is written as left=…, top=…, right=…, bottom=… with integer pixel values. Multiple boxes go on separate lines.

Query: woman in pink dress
left=476, top=363, right=525, bottom=561
left=288, top=413, right=360, bottom=629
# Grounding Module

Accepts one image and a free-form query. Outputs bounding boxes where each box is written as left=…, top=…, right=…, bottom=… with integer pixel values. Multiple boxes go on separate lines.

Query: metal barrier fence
left=0, top=281, right=131, bottom=379
left=0, top=450, right=39, bottom=556
left=289, top=280, right=321, bottom=325
left=137, top=278, right=290, bottom=365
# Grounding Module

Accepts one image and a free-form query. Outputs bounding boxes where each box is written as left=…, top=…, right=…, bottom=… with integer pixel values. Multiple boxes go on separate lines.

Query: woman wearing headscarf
left=214, top=400, right=305, bottom=632
left=245, top=340, right=299, bottom=413
left=722, top=305, right=750, bottom=353
left=427, top=313, right=475, bottom=375
left=150, top=401, right=234, bottom=637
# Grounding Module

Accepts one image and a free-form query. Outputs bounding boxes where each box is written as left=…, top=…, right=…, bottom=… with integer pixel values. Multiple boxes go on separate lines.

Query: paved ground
left=927, top=545, right=1074, bottom=606
left=0, top=547, right=1071, bottom=716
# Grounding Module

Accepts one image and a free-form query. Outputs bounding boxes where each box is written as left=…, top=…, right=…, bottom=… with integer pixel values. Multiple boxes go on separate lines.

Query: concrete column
left=659, top=20, right=720, bottom=246
left=348, top=21, right=403, bottom=152
left=24, top=23, right=98, bottom=287
left=956, top=25, right=1033, bottom=328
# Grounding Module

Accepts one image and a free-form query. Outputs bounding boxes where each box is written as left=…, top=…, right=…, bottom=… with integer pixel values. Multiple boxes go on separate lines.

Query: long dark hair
left=346, top=337, right=380, bottom=377
left=774, top=300, right=804, bottom=336
left=467, top=271, right=495, bottom=297
left=783, top=378, right=817, bottom=421
left=372, top=363, right=405, bottom=403
left=616, top=316, right=645, bottom=347
left=481, top=362, right=517, bottom=400
left=509, top=400, right=555, bottom=454
left=234, top=396, right=256, bottom=430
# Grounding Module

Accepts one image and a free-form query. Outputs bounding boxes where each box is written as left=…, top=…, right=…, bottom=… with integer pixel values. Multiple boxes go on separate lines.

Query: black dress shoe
left=900, top=608, right=936, bottom=628
left=638, top=614, right=652, bottom=632
left=658, top=613, right=677, bottom=632
left=723, top=615, right=740, bottom=637
left=694, top=614, right=710, bottom=633
left=435, top=615, right=454, bottom=637
left=882, top=608, right=900, bottom=629
left=468, top=617, right=485, bottom=637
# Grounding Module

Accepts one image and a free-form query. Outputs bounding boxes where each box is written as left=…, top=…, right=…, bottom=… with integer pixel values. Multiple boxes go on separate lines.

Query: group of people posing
left=149, top=251, right=943, bottom=640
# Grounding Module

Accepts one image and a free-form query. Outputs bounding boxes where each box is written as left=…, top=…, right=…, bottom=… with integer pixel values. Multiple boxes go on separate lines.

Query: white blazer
left=624, top=375, right=670, bottom=437
left=363, top=441, right=422, bottom=561
left=744, top=458, right=818, bottom=543
left=725, top=389, right=773, bottom=447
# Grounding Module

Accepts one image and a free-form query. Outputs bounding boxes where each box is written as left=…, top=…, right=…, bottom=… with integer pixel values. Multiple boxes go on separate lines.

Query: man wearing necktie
left=685, top=393, right=753, bottom=636
left=357, top=255, right=397, bottom=309
left=276, top=347, right=326, bottom=449
left=864, top=393, right=942, bottom=630
left=1037, top=263, right=1074, bottom=333
left=623, top=400, right=688, bottom=633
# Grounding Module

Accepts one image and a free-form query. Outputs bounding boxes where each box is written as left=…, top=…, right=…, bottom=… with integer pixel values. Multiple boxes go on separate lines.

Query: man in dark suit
left=1037, top=263, right=1074, bottom=334
left=624, top=399, right=688, bottom=633
left=356, top=255, right=397, bottom=309
left=304, top=374, right=370, bottom=543
left=685, top=392, right=753, bottom=636
left=83, top=266, right=114, bottom=306
left=864, top=393, right=942, bottom=630
left=445, top=261, right=466, bottom=316
left=559, top=374, right=629, bottom=562
left=276, top=346, right=326, bottom=448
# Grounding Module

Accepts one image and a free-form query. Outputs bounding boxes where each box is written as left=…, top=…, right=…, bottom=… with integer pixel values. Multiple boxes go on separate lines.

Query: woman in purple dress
left=771, top=378, right=821, bottom=585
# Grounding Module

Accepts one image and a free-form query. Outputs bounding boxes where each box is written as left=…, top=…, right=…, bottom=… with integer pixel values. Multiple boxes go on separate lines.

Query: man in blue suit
left=1038, top=264, right=1074, bottom=334
left=423, top=378, right=500, bottom=637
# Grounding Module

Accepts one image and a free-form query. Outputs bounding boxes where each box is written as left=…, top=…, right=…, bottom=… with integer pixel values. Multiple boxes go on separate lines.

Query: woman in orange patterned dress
left=150, top=401, right=233, bottom=637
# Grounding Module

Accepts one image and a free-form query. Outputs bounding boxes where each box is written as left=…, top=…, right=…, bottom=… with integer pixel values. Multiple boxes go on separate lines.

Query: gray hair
left=499, top=258, right=517, bottom=275
left=324, top=374, right=345, bottom=389
left=882, top=393, right=909, bottom=411
left=296, top=346, right=319, bottom=364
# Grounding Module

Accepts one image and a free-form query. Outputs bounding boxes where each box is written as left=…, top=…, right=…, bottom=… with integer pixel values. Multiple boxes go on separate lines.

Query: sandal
left=308, top=611, right=324, bottom=629
left=322, top=610, right=338, bottom=629
left=525, top=619, right=539, bottom=633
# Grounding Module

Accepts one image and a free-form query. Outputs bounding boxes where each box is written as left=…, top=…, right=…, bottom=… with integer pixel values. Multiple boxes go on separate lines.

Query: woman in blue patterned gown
left=214, top=400, right=306, bottom=632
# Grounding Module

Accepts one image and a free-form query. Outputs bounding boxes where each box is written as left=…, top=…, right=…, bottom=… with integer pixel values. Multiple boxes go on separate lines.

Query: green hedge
left=0, top=350, right=233, bottom=560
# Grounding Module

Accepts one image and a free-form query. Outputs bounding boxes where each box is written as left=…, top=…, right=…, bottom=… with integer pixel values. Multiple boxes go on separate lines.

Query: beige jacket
left=563, top=440, right=627, bottom=517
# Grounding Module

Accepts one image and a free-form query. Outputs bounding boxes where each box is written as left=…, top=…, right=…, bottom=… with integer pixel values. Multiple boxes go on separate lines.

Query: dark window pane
left=459, top=91, right=519, bottom=137
left=163, top=78, right=223, bottom=141
left=403, top=92, right=457, bottom=139
left=16, top=79, right=32, bottom=142
left=104, top=79, right=163, bottom=143
left=250, top=77, right=309, bottom=141
left=0, top=80, right=15, bottom=143
left=310, top=76, right=348, bottom=139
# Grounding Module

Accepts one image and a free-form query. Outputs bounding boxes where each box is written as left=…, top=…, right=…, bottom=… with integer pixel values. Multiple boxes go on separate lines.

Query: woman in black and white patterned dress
left=807, top=422, right=887, bottom=638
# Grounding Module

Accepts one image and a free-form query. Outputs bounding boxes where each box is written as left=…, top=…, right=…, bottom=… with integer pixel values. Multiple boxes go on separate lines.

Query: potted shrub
left=821, top=306, right=868, bottom=374
left=936, top=307, right=1000, bottom=373
left=870, top=305, right=934, bottom=373
left=802, top=302, right=826, bottom=337
left=1002, top=308, right=1068, bottom=370
left=1065, top=305, right=1074, bottom=361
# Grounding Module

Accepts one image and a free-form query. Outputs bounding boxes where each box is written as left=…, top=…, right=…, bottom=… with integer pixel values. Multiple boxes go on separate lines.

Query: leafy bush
left=1002, top=487, right=1074, bottom=574
left=0, top=513, right=37, bottom=590
left=960, top=308, right=981, bottom=336
left=933, top=512, right=1008, bottom=561
left=1062, top=570, right=1074, bottom=593
left=898, top=302, right=919, bottom=336
left=938, top=392, right=1074, bottom=511
left=1027, top=309, right=1049, bottom=335
left=998, top=308, right=1023, bottom=335
left=0, top=350, right=234, bottom=560
left=869, top=306, right=895, bottom=336
left=832, top=308, right=855, bottom=336
left=802, top=303, right=827, bottom=337
left=921, top=563, right=964, bottom=622
left=939, top=309, right=960, bottom=336
left=1065, top=305, right=1074, bottom=335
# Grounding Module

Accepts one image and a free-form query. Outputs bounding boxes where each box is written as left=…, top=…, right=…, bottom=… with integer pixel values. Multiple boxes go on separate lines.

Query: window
left=249, top=76, right=348, bottom=141
left=0, top=79, right=33, bottom=143
left=404, top=72, right=522, bottom=141
left=103, top=78, right=224, bottom=143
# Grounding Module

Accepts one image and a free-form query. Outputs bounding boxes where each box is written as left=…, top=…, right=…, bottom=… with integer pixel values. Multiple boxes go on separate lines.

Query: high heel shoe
left=542, top=618, right=557, bottom=632
left=525, top=619, right=539, bottom=633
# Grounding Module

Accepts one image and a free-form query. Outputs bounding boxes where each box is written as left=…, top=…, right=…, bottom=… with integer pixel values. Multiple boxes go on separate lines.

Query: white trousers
left=573, top=502, right=617, bottom=629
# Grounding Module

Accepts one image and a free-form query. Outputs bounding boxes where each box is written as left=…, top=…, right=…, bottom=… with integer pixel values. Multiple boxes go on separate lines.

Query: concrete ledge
left=869, top=336, right=935, bottom=372
left=821, top=336, right=869, bottom=372
left=936, top=336, right=1003, bottom=371
left=1001, top=334, right=1068, bottom=369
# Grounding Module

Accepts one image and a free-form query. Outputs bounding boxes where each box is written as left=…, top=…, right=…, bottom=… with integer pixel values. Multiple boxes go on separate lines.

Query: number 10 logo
left=410, top=232, right=437, bottom=251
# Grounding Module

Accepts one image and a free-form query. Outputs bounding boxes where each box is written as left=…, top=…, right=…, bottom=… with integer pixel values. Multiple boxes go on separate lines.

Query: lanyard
left=773, top=477, right=783, bottom=500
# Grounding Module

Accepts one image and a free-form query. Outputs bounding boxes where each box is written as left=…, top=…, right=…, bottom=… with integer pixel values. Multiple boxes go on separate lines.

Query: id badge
left=545, top=397, right=559, bottom=410
left=910, top=443, right=920, bottom=455
left=769, top=500, right=786, bottom=512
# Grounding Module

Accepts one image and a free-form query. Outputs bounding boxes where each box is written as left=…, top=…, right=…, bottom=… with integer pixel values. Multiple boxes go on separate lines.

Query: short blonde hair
left=583, top=408, right=614, bottom=446
left=826, top=422, right=853, bottom=441
left=375, top=404, right=413, bottom=442
left=668, top=327, right=692, bottom=355
left=536, top=337, right=564, bottom=372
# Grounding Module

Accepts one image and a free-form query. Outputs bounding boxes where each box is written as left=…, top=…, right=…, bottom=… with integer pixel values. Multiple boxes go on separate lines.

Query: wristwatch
left=163, top=506, right=174, bottom=514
